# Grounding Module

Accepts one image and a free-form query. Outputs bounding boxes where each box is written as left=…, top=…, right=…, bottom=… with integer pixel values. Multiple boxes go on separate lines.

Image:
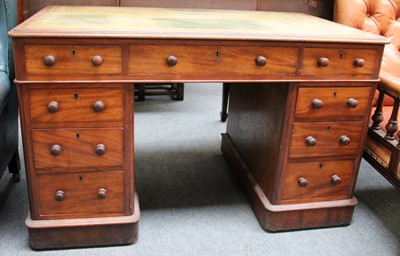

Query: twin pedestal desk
left=9, top=6, right=387, bottom=250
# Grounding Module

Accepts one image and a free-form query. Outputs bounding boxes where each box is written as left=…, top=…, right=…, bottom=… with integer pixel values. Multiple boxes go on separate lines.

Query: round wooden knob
left=166, top=55, right=178, bottom=66
left=331, top=175, right=342, bottom=185
left=47, top=101, right=59, bottom=113
left=318, top=57, right=329, bottom=67
left=97, top=188, right=107, bottom=199
left=353, top=58, right=365, bottom=67
left=298, top=177, right=309, bottom=187
left=44, top=55, right=56, bottom=66
left=347, top=98, right=358, bottom=108
left=93, top=100, right=105, bottom=112
left=54, top=190, right=65, bottom=201
left=95, top=144, right=106, bottom=156
left=92, top=55, right=103, bottom=66
left=311, top=99, right=323, bottom=109
left=306, top=136, right=317, bottom=146
left=50, top=144, right=62, bottom=156
left=339, top=135, right=350, bottom=145
left=255, top=56, right=267, bottom=66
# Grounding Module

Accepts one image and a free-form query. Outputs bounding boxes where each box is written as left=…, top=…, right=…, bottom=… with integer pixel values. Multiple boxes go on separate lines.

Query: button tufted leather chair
left=335, top=0, right=400, bottom=189
left=0, top=0, right=20, bottom=183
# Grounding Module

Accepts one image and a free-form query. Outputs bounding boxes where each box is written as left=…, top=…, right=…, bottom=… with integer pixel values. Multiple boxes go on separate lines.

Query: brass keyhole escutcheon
left=76, top=133, right=80, bottom=140
left=333, top=92, right=337, bottom=97
left=74, top=93, right=79, bottom=100
left=215, top=51, right=221, bottom=57
left=72, top=50, right=76, bottom=56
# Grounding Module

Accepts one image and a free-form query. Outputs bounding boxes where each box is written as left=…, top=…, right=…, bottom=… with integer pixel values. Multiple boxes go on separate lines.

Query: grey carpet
left=0, top=83, right=399, bottom=256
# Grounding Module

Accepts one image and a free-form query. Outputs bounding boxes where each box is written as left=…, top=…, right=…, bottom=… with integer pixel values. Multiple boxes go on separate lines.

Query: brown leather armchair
left=334, top=0, right=400, bottom=189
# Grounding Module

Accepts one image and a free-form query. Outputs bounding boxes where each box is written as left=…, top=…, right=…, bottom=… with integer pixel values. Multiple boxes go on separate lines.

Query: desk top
left=10, top=6, right=387, bottom=44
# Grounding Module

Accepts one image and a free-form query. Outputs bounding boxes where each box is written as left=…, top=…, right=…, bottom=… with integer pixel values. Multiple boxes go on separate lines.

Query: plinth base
left=26, top=193, right=140, bottom=250
left=221, top=134, right=358, bottom=231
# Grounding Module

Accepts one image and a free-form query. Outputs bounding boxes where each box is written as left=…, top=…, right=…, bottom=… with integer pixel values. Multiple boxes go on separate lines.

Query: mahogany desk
left=9, top=6, right=387, bottom=250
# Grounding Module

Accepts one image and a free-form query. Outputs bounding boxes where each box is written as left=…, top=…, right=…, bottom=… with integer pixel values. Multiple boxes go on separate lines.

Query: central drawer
left=128, top=45, right=298, bottom=76
left=32, top=128, right=123, bottom=169
left=37, top=171, right=124, bottom=217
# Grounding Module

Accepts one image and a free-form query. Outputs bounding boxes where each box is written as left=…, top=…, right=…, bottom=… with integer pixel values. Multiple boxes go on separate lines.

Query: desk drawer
left=29, top=88, right=124, bottom=124
left=25, top=45, right=122, bottom=75
left=281, top=160, right=353, bottom=203
left=295, top=87, right=371, bottom=120
left=301, top=48, right=378, bottom=77
left=32, top=128, right=123, bottom=169
left=37, top=171, right=124, bottom=217
left=128, top=45, right=297, bottom=76
left=289, top=121, right=364, bottom=158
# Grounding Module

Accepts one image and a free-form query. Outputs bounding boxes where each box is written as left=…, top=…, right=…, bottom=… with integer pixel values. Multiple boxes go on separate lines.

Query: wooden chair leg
left=385, top=98, right=399, bottom=140
left=371, top=89, right=385, bottom=130
left=137, top=84, right=145, bottom=101
left=174, top=83, right=184, bottom=101
left=8, top=149, right=20, bottom=182
left=220, top=83, right=230, bottom=122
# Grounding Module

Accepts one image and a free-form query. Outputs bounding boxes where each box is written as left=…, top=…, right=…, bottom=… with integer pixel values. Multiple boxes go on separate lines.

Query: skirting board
left=221, top=133, right=358, bottom=231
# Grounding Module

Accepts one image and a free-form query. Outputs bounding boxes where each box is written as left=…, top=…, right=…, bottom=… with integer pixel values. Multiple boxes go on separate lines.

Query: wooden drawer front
left=37, top=171, right=124, bottom=217
left=295, top=87, right=371, bottom=120
left=32, top=129, right=123, bottom=169
left=129, top=45, right=297, bottom=76
left=289, top=121, right=364, bottom=158
left=29, top=88, right=123, bottom=124
left=301, top=48, right=378, bottom=76
left=281, top=160, right=354, bottom=203
left=25, top=45, right=122, bottom=75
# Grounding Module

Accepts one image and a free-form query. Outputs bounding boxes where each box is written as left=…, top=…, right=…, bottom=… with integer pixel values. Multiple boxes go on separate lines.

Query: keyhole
left=76, top=133, right=80, bottom=140
left=327, top=126, right=331, bottom=131
left=72, top=50, right=76, bottom=56
left=215, top=51, right=221, bottom=57
left=333, top=92, right=337, bottom=97
left=74, top=93, right=79, bottom=100
left=319, top=163, right=324, bottom=169
left=339, top=52, right=344, bottom=59
left=79, top=176, right=83, bottom=182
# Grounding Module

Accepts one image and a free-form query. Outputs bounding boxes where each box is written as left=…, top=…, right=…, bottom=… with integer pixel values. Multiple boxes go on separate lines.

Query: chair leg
left=174, top=83, right=184, bottom=101
left=8, top=149, right=20, bottom=182
left=220, top=83, right=230, bottom=122
left=137, top=84, right=145, bottom=101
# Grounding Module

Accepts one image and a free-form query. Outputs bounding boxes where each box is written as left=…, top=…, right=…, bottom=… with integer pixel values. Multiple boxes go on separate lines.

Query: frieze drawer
left=25, top=45, right=122, bottom=75
left=128, top=45, right=298, bottom=76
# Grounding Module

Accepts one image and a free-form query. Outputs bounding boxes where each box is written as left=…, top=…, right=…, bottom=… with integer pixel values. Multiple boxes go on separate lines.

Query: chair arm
left=0, top=70, right=11, bottom=113
left=379, top=70, right=400, bottom=99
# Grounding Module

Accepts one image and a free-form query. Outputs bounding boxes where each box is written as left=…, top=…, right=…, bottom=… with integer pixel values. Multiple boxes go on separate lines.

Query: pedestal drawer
left=281, top=160, right=354, bottom=203
left=295, top=87, right=371, bottom=120
left=37, top=171, right=124, bottom=218
left=32, top=128, right=123, bottom=169
left=29, top=87, right=124, bottom=124
left=289, top=121, right=364, bottom=158
left=25, top=45, right=122, bottom=75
